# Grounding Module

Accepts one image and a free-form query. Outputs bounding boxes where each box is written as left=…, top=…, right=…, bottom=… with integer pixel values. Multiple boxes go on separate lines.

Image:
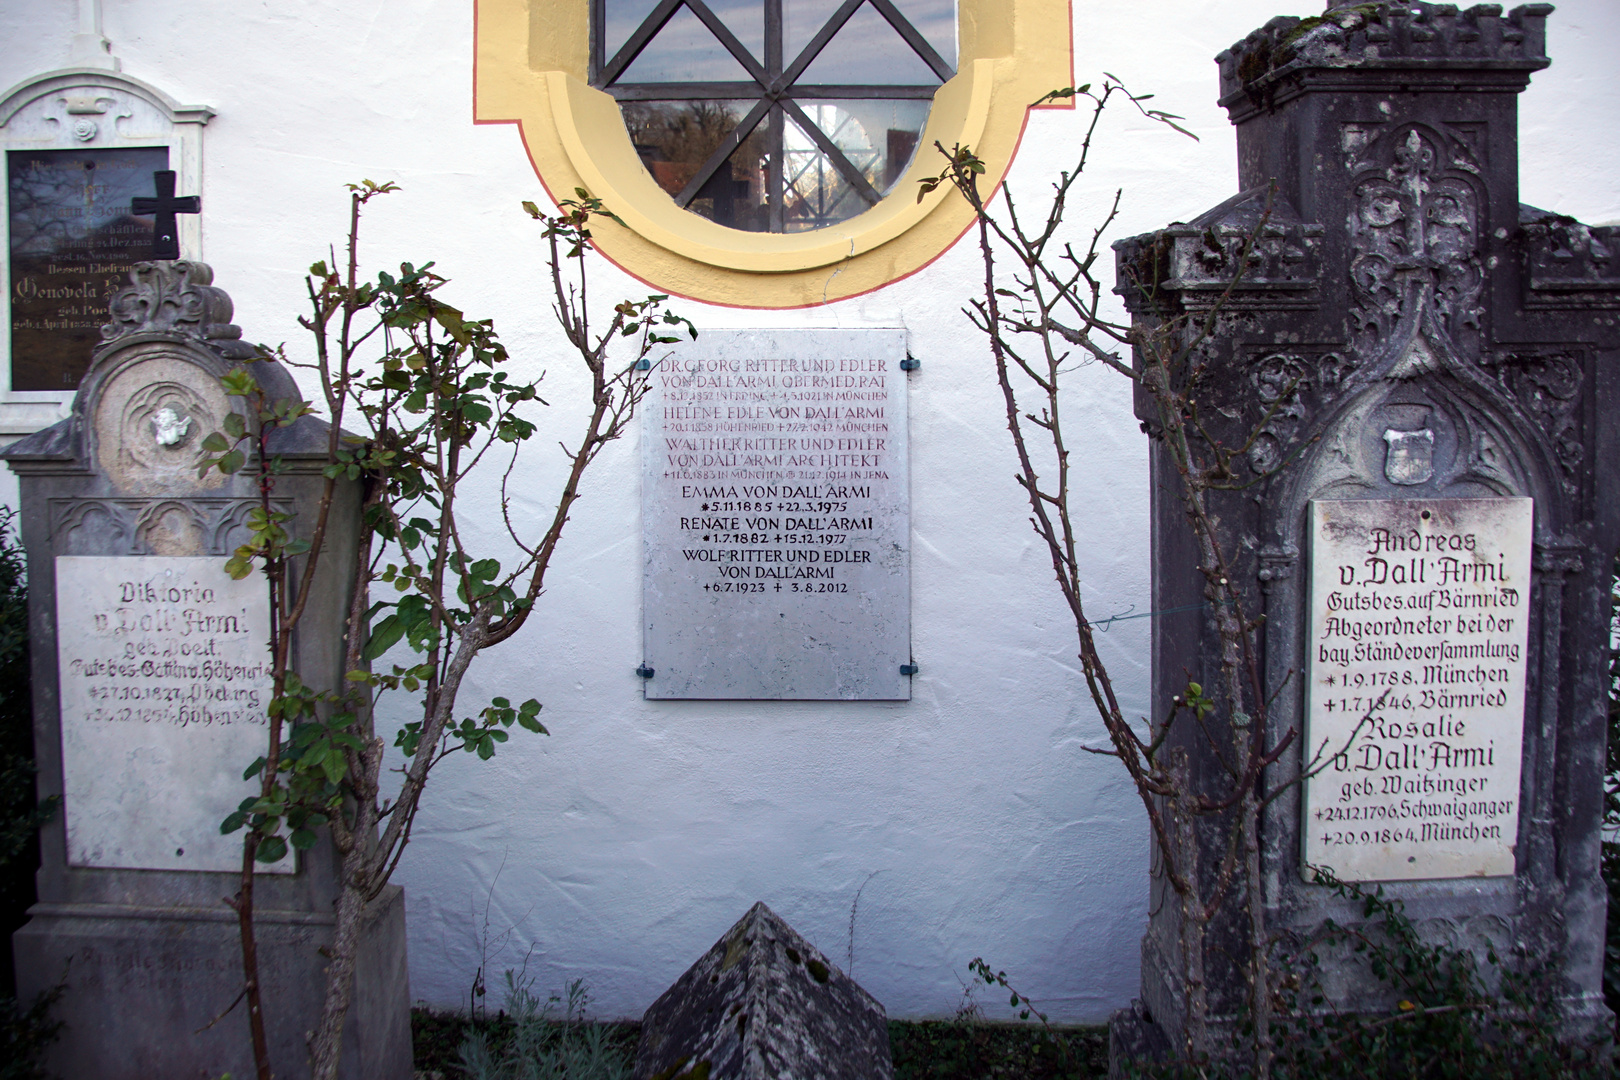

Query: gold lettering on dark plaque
left=7, top=147, right=167, bottom=390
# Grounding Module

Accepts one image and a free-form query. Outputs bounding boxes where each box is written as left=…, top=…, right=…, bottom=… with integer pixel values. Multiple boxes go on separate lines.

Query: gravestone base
left=1106, top=888, right=1615, bottom=1078
left=12, top=885, right=411, bottom=1080
left=1106, top=1001, right=1172, bottom=1079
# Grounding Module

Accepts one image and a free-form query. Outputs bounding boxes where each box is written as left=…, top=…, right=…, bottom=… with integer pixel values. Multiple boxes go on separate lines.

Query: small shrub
left=457, top=975, right=633, bottom=1080
left=0, top=984, right=65, bottom=1080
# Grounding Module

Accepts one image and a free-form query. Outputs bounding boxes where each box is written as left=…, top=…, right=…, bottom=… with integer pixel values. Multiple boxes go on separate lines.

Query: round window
left=593, top=0, right=956, bottom=233
left=475, top=0, right=1072, bottom=306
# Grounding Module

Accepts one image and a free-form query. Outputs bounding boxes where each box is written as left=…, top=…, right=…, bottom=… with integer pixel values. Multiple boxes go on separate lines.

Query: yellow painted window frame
left=474, top=0, right=1073, bottom=308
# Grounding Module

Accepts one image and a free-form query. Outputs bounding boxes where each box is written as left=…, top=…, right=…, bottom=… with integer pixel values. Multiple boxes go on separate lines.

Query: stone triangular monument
left=634, top=902, right=892, bottom=1080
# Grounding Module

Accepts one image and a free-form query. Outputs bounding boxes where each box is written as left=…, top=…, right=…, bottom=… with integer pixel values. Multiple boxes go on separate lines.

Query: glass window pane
left=624, top=100, right=773, bottom=231
left=603, top=0, right=665, bottom=63
left=793, top=4, right=943, bottom=86
left=783, top=0, right=842, bottom=69
left=704, top=0, right=765, bottom=63
left=615, top=5, right=756, bottom=84
left=703, top=119, right=774, bottom=232
left=810, top=98, right=930, bottom=192
left=785, top=0, right=955, bottom=77
left=892, top=0, right=956, bottom=68
left=601, top=0, right=956, bottom=233
left=782, top=107, right=871, bottom=231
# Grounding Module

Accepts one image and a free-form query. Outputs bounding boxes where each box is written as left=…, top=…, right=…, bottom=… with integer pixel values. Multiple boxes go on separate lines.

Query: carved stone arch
left=1273, top=374, right=1564, bottom=536
left=1258, top=353, right=1573, bottom=612
left=1255, top=364, right=1576, bottom=894
left=133, top=499, right=206, bottom=556
left=74, top=334, right=234, bottom=495
left=50, top=498, right=131, bottom=555
left=66, top=261, right=287, bottom=494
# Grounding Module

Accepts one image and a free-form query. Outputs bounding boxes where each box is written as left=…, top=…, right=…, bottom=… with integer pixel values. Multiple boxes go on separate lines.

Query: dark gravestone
left=634, top=902, right=892, bottom=1080
left=3, top=260, right=411, bottom=1078
left=6, top=147, right=166, bottom=391
left=1111, top=0, right=1619, bottom=1058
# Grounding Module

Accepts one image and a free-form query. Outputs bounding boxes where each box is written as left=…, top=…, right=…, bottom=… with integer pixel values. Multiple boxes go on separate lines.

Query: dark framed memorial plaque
left=7, top=146, right=167, bottom=391
left=0, top=68, right=211, bottom=439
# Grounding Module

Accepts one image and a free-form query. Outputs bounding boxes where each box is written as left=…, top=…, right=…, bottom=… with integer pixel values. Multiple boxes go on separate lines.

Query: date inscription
left=1303, top=498, right=1531, bottom=882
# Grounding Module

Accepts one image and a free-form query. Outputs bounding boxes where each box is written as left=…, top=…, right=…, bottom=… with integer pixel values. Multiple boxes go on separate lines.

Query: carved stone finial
left=1217, top=1, right=1553, bottom=110
left=99, top=260, right=245, bottom=348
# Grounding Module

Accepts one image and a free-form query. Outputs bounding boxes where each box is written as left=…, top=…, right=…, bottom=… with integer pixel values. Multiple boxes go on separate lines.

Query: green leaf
left=256, top=835, right=289, bottom=863
left=242, top=756, right=268, bottom=780
left=219, top=449, right=247, bottom=475
left=320, top=747, right=348, bottom=784
left=433, top=304, right=472, bottom=345
left=201, top=432, right=231, bottom=454
left=223, top=412, right=247, bottom=438
left=221, top=368, right=259, bottom=397
left=363, top=614, right=405, bottom=661
left=290, top=828, right=318, bottom=850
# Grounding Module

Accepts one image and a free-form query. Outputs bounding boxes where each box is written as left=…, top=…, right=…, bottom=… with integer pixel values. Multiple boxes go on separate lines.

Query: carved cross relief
left=1347, top=124, right=1486, bottom=372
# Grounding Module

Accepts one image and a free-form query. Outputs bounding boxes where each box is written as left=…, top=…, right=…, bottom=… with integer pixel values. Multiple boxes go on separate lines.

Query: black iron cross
left=130, top=170, right=201, bottom=260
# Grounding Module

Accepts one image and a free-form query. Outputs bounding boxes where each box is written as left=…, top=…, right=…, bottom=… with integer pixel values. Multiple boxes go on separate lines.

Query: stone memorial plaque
left=55, top=555, right=289, bottom=873
left=7, top=147, right=166, bottom=391
left=642, top=329, right=909, bottom=699
left=1304, top=498, right=1532, bottom=882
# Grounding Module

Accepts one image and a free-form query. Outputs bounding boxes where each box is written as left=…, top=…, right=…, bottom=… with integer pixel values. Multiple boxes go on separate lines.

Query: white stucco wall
left=2, top=0, right=1616, bottom=1023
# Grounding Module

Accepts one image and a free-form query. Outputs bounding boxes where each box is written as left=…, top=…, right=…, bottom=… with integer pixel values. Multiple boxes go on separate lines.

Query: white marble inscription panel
left=1304, top=498, right=1532, bottom=881
left=56, top=556, right=289, bottom=872
left=642, top=329, right=909, bottom=699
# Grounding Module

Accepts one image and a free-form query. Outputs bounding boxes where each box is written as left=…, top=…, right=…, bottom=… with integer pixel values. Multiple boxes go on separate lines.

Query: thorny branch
left=204, top=183, right=693, bottom=1080
left=923, top=78, right=1382, bottom=1075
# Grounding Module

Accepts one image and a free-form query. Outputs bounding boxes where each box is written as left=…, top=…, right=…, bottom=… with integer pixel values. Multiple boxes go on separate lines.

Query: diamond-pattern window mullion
left=764, top=0, right=783, bottom=77
left=591, top=0, right=607, bottom=80
left=779, top=97, right=880, bottom=206
left=674, top=96, right=774, bottom=207
left=597, top=0, right=952, bottom=232
left=767, top=102, right=786, bottom=232
left=599, top=0, right=686, bottom=86
left=866, top=0, right=954, bottom=81
left=779, top=0, right=867, bottom=89
left=682, top=0, right=772, bottom=84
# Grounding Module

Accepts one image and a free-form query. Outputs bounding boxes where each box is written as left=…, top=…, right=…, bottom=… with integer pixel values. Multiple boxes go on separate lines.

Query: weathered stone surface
left=634, top=902, right=892, bottom=1080
left=1110, top=0, right=1620, bottom=1060
left=55, top=554, right=286, bottom=874
left=3, top=261, right=409, bottom=1078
